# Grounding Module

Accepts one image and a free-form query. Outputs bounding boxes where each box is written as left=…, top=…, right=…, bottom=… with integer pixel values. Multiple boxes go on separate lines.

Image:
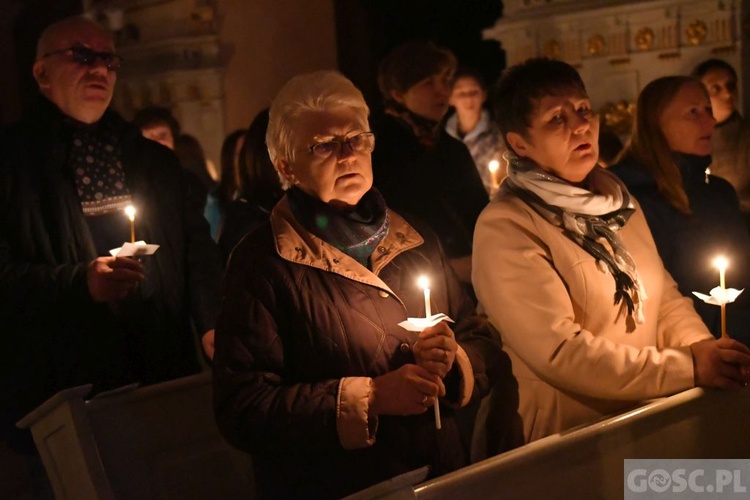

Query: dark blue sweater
left=611, top=154, right=750, bottom=345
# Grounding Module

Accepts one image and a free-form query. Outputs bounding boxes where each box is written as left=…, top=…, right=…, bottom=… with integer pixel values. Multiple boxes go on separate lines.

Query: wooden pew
left=17, top=372, right=255, bottom=500
left=411, top=387, right=750, bottom=500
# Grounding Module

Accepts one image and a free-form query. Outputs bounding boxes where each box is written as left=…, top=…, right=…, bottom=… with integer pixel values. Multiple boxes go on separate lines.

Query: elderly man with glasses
left=0, top=15, right=222, bottom=494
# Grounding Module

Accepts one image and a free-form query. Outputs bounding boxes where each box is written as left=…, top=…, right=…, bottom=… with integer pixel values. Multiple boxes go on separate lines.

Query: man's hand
left=413, top=321, right=457, bottom=379
left=369, top=364, right=444, bottom=416
left=201, top=329, right=215, bottom=360
left=87, top=256, right=145, bottom=302
left=690, top=337, right=750, bottom=389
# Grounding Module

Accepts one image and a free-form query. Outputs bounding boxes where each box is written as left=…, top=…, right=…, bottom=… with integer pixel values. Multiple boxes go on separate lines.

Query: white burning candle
left=418, top=275, right=431, bottom=318
left=715, top=256, right=727, bottom=289
left=125, top=205, right=136, bottom=243
left=416, top=275, right=441, bottom=428
left=488, top=159, right=500, bottom=189
left=714, top=256, right=729, bottom=338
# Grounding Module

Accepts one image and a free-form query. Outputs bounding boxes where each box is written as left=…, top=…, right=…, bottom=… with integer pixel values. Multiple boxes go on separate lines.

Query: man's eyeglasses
left=309, top=132, right=375, bottom=158
left=43, top=46, right=124, bottom=71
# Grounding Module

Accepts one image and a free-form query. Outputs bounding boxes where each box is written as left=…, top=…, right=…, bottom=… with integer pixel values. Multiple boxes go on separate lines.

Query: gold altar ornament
left=543, top=40, right=561, bottom=59
left=587, top=34, right=606, bottom=56
left=685, top=20, right=708, bottom=46
left=634, top=27, right=655, bottom=51
left=599, top=100, right=635, bottom=135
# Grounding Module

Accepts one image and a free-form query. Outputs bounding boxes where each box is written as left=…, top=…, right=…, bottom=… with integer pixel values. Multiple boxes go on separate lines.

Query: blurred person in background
left=133, top=105, right=181, bottom=151
left=446, top=66, right=507, bottom=195
left=373, top=41, right=488, bottom=286
left=692, top=59, right=750, bottom=214
left=218, top=110, right=283, bottom=261
left=205, top=128, right=247, bottom=241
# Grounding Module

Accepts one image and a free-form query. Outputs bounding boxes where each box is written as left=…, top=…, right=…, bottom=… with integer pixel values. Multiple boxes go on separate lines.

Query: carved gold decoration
left=587, top=34, right=606, bottom=56
left=634, top=28, right=655, bottom=51
left=685, top=20, right=708, bottom=45
left=543, top=40, right=561, bottom=59
left=600, top=100, right=635, bottom=135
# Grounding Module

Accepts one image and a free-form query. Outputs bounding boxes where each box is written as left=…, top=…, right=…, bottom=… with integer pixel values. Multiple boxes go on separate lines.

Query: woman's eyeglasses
left=43, top=46, right=124, bottom=71
left=309, top=132, right=375, bottom=158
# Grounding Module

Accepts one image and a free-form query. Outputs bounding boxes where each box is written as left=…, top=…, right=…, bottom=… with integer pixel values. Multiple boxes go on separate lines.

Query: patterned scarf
left=288, top=187, right=390, bottom=268
left=384, top=103, right=443, bottom=148
left=504, top=154, right=647, bottom=326
left=65, top=115, right=133, bottom=216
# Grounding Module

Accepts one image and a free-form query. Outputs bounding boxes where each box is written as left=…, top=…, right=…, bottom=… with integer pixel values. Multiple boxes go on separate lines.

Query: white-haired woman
left=212, top=71, right=511, bottom=499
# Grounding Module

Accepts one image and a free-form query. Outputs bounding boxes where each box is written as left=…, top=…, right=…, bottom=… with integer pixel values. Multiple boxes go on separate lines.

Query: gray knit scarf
left=504, top=154, right=646, bottom=326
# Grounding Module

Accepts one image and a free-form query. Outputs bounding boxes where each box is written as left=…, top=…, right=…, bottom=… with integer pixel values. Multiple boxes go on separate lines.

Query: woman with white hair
left=212, top=71, right=510, bottom=499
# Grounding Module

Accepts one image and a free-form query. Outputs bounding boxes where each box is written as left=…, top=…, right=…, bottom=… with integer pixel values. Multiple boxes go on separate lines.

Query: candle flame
left=488, top=159, right=500, bottom=173
left=125, top=205, right=136, bottom=221
left=417, top=275, right=430, bottom=290
left=714, top=256, right=728, bottom=272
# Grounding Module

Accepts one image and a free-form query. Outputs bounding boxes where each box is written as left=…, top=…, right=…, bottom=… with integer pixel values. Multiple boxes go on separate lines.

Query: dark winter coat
left=213, top=195, right=510, bottom=499
left=371, top=113, right=489, bottom=259
left=611, top=154, right=750, bottom=345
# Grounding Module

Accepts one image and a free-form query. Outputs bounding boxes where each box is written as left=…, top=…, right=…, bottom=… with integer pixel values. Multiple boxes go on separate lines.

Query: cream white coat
left=472, top=191, right=713, bottom=442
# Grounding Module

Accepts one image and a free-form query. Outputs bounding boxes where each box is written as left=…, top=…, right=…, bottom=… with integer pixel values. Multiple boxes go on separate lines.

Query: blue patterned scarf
left=288, top=187, right=390, bottom=268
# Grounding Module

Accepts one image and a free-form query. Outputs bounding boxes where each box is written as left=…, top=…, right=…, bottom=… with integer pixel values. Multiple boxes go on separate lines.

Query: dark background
left=335, top=0, right=505, bottom=110
left=1, top=0, right=505, bottom=123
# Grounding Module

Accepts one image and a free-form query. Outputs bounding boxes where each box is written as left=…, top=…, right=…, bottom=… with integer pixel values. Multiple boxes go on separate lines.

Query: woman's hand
left=369, top=364, right=444, bottom=416
left=690, top=337, right=750, bottom=389
left=413, top=321, right=458, bottom=379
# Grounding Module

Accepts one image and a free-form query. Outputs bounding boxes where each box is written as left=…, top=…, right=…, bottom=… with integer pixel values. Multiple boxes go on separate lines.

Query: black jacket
left=372, top=113, right=489, bottom=259
left=213, top=196, right=513, bottom=498
left=0, top=99, right=222, bottom=452
left=611, top=154, right=750, bottom=345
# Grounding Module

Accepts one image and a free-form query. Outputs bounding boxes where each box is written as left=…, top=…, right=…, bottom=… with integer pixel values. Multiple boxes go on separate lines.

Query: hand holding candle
left=125, top=205, right=136, bottom=243
left=412, top=322, right=458, bottom=431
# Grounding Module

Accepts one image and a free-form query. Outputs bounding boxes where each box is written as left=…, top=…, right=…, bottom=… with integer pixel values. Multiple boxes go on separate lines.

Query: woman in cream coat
left=472, top=58, right=750, bottom=444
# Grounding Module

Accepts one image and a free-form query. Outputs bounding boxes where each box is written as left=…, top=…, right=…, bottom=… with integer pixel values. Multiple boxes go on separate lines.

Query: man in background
left=693, top=58, right=750, bottom=214
left=132, top=105, right=181, bottom=150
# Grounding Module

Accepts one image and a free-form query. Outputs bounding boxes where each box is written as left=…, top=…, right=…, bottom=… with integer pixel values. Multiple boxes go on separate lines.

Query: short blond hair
left=266, top=70, right=369, bottom=175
